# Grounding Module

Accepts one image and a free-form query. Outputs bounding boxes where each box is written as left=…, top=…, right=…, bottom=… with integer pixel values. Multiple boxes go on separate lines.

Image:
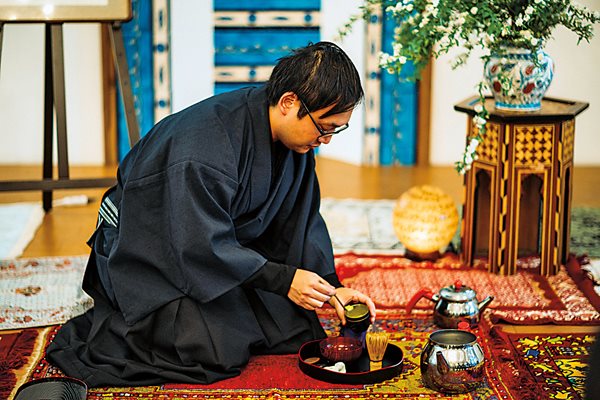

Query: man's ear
left=278, top=92, right=298, bottom=116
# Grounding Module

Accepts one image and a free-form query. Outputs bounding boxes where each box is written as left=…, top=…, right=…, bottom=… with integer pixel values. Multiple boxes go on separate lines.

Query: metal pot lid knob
left=439, top=280, right=476, bottom=302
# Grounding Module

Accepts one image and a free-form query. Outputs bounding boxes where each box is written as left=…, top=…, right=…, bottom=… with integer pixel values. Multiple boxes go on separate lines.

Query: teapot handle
left=406, top=288, right=435, bottom=314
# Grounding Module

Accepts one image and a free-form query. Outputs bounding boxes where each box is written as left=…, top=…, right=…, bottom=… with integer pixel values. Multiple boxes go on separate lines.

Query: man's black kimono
left=46, top=86, right=340, bottom=387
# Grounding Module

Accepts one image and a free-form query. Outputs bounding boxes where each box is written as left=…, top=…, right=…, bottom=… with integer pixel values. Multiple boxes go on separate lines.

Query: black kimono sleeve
left=106, top=161, right=269, bottom=325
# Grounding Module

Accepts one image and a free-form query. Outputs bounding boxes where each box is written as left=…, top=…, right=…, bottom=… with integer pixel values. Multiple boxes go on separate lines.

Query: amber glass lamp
left=392, top=185, right=459, bottom=260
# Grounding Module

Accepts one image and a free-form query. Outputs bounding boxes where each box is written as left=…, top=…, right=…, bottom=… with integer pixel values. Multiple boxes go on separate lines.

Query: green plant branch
left=339, top=0, right=599, bottom=174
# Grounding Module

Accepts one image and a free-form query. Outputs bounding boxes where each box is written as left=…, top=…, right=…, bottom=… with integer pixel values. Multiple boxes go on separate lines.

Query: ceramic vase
left=484, top=47, right=554, bottom=112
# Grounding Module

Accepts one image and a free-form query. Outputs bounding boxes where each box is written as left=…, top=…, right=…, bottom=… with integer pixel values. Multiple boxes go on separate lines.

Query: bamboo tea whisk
left=366, top=328, right=390, bottom=370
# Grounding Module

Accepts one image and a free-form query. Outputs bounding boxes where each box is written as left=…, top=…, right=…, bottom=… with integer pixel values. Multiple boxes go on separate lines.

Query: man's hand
left=288, top=269, right=336, bottom=310
left=329, top=287, right=377, bottom=325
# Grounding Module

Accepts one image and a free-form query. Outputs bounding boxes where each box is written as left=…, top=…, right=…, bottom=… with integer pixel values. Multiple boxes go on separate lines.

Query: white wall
left=430, top=0, right=600, bottom=166
left=317, top=0, right=365, bottom=165
left=0, top=23, right=104, bottom=165
left=170, top=1, right=213, bottom=113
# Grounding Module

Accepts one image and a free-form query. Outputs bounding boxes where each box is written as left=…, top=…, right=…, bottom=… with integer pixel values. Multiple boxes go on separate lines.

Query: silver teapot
left=420, top=329, right=485, bottom=394
left=406, top=280, right=493, bottom=328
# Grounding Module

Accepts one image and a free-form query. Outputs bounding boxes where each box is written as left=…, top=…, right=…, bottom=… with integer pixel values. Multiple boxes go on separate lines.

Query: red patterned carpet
left=336, top=253, right=600, bottom=325
left=1, top=253, right=598, bottom=399
left=2, top=314, right=595, bottom=399
left=487, top=326, right=593, bottom=400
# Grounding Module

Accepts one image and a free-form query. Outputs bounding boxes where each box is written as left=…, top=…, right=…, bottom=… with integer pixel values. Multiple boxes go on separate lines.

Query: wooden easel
left=0, top=18, right=139, bottom=211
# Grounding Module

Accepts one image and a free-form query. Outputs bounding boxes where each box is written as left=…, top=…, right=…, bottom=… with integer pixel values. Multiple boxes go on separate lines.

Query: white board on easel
left=0, top=0, right=131, bottom=22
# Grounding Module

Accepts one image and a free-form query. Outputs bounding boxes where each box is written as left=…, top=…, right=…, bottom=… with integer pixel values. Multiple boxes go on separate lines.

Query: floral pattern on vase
left=484, top=48, right=554, bottom=112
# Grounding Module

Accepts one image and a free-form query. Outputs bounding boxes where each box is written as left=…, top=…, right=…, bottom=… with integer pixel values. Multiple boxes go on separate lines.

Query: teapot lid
left=439, top=280, right=476, bottom=302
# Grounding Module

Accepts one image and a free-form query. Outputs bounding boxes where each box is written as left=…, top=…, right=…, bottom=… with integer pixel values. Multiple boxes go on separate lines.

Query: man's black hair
left=266, top=41, right=364, bottom=119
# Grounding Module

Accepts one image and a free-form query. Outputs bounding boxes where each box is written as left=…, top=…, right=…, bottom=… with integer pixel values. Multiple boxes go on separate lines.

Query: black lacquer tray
left=15, top=377, right=88, bottom=400
left=298, top=339, right=403, bottom=384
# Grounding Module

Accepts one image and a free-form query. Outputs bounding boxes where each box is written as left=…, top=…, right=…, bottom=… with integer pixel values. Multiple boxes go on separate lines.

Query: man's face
left=278, top=101, right=353, bottom=154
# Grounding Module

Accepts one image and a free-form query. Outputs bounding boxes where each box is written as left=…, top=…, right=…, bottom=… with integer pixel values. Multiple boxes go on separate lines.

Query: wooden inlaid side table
left=455, top=96, right=589, bottom=276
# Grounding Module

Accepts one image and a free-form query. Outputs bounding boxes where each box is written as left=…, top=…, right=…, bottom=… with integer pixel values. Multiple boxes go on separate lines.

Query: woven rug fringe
left=0, top=329, right=38, bottom=399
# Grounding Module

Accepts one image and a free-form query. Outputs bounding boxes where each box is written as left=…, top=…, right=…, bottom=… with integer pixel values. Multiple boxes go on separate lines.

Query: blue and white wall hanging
left=117, top=0, right=172, bottom=160
left=213, top=0, right=320, bottom=94
left=364, top=6, right=417, bottom=166
left=116, top=1, right=415, bottom=166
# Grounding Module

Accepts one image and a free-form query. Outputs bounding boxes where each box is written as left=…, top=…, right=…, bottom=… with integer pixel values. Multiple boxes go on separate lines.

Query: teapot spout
left=478, top=295, right=494, bottom=314
left=435, top=351, right=450, bottom=374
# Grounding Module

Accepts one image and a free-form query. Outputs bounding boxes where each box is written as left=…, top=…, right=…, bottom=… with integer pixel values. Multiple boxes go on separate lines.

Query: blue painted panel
left=379, top=10, right=417, bottom=165
left=215, top=29, right=319, bottom=65
left=381, top=82, right=417, bottom=165
left=117, top=0, right=154, bottom=161
left=214, top=0, right=319, bottom=11
left=214, top=82, right=262, bottom=95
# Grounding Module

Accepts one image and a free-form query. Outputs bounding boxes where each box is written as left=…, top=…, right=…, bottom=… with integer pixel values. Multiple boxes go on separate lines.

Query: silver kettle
left=420, top=329, right=485, bottom=394
left=406, top=280, right=494, bottom=328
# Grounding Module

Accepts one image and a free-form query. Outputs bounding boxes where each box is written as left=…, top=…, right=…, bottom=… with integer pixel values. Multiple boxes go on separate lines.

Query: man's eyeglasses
left=299, top=100, right=349, bottom=139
